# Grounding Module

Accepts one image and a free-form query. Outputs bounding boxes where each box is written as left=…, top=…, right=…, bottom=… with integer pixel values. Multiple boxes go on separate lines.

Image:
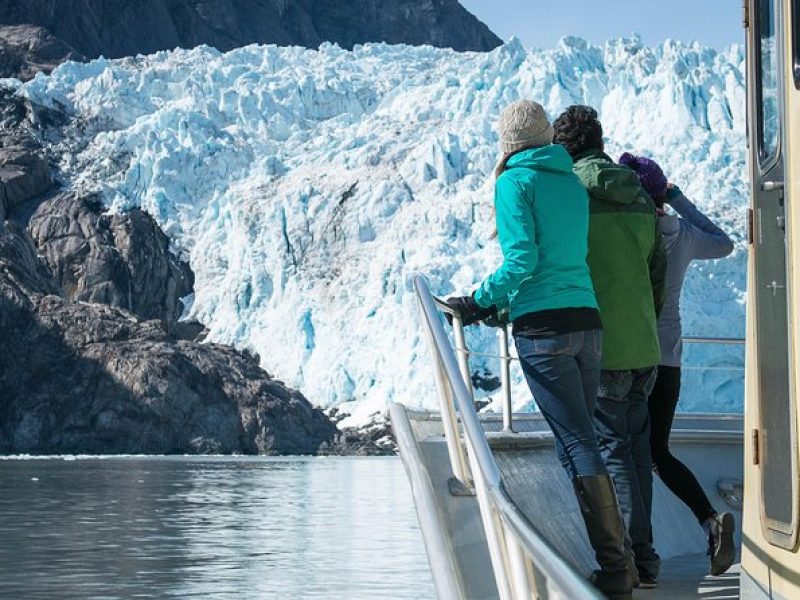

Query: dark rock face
left=0, top=221, right=61, bottom=298
left=0, top=24, right=85, bottom=81
left=0, top=1, right=500, bottom=77
left=0, top=147, right=53, bottom=214
left=0, top=40, right=393, bottom=456
left=0, top=218, right=340, bottom=454
left=29, top=194, right=194, bottom=323
left=0, top=130, right=343, bottom=454
left=309, top=0, right=501, bottom=53
left=0, top=86, right=57, bottom=219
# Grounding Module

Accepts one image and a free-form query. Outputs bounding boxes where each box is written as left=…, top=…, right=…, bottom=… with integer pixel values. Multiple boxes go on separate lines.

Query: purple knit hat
left=619, top=152, right=668, bottom=200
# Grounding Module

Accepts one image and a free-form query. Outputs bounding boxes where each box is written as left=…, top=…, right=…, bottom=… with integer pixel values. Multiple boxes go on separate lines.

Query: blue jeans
left=594, top=368, right=660, bottom=578
left=515, top=329, right=607, bottom=478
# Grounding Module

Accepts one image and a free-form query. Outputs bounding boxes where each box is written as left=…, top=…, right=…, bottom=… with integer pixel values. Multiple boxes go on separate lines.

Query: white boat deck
left=640, top=556, right=739, bottom=599
left=395, top=409, right=744, bottom=600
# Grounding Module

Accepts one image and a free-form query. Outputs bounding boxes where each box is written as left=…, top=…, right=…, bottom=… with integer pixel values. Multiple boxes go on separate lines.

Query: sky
left=460, top=0, right=743, bottom=50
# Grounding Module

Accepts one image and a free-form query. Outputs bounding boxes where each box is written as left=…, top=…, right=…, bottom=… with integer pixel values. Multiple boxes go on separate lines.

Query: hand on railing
left=440, top=295, right=511, bottom=329
left=443, top=294, right=495, bottom=326
left=481, top=307, right=510, bottom=329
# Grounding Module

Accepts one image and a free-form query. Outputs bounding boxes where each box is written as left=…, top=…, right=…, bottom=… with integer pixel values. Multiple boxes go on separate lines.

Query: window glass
left=759, top=0, right=780, bottom=162
left=794, top=0, right=800, bottom=88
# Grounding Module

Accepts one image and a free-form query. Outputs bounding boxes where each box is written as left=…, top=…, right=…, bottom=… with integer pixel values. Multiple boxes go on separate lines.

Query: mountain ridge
left=0, top=0, right=501, bottom=80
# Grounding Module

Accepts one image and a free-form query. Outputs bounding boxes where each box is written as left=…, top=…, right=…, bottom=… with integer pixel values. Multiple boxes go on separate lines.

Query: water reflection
left=0, top=457, right=434, bottom=599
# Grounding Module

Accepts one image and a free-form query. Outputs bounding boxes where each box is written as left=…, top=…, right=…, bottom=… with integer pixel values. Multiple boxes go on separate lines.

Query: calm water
left=0, top=456, right=435, bottom=599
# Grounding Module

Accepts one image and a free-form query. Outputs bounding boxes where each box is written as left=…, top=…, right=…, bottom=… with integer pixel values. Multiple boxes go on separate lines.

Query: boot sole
left=710, top=512, right=736, bottom=576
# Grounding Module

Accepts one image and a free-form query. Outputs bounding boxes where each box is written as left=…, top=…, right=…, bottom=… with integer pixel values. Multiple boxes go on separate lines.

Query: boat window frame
left=752, top=0, right=800, bottom=550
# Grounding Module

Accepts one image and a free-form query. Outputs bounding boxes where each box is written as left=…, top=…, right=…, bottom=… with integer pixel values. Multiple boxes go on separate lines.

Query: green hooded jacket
left=474, top=144, right=598, bottom=320
left=572, top=150, right=667, bottom=370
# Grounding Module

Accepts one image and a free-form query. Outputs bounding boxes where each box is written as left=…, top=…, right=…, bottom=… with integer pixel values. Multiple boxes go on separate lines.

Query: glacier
left=12, top=36, right=747, bottom=425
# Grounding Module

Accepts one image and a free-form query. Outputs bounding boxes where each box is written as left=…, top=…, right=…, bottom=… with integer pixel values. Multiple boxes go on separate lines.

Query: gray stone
left=0, top=222, right=340, bottom=455
left=0, top=146, right=53, bottom=211
left=170, top=320, right=208, bottom=342
left=0, top=184, right=347, bottom=455
left=0, top=24, right=84, bottom=81
left=28, top=193, right=193, bottom=323
left=0, top=221, right=61, bottom=299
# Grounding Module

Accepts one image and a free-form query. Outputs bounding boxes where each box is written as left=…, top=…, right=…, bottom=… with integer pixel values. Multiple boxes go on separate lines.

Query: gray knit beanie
left=497, top=100, right=554, bottom=155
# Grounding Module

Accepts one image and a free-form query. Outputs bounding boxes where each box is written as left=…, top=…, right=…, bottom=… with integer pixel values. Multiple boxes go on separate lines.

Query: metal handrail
left=415, top=275, right=603, bottom=600
left=451, top=337, right=745, bottom=363
left=458, top=345, right=745, bottom=363
left=434, top=297, right=745, bottom=433
left=683, top=336, right=745, bottom=344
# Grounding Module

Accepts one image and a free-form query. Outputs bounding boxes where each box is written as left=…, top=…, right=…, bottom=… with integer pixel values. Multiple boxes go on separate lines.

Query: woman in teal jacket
left=447, top=100, right=632, bottom=600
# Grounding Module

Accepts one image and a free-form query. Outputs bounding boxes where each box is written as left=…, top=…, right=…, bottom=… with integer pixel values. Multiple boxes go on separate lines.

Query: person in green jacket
left=553, top=105, right=666, bottom=589
left=446, top=100, right=632, bottom=600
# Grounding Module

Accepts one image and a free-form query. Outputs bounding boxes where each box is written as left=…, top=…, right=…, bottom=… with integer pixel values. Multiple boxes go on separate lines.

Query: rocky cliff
left=0, top=0, right=501, bottom=80
left=0, top=25, right=84, bottom=81
left=0, top=197, right=340, bottom=453
left=0, top=90, right=387, bottom=455
left=0, top=1, right=491, bottom=453
left=28, top=194, right=194, bottom=324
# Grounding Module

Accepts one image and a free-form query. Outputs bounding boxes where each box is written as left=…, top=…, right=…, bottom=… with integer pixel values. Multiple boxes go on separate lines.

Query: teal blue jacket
left=474, top=145, right=598, bottom=320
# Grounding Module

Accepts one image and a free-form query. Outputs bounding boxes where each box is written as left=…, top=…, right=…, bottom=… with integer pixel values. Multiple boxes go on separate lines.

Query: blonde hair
left=490, top=152, right=515, bottom=239
left=494, top=152, right=513, bottom=180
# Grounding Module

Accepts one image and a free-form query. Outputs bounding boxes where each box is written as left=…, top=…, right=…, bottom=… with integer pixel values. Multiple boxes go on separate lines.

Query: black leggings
left=648, top=365, right=717, bottom=525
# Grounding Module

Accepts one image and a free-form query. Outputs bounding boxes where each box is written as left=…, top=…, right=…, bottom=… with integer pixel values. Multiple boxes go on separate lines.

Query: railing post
left=498, top=325, right=514, bottom=433
left=464, top=444, right=514, bottom=600
left=504, top=530, right=534, bottom=600
left=420, top=312, right=472, bottom=489
left=451, top=316, right=475, bottom=402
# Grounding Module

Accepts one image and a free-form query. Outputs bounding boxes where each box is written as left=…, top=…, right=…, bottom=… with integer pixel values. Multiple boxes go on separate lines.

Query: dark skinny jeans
left=648, top=365, right=717, bottom=525
left=515, top=329, right=608, bottom=478
left=594, top=367, right=660, bottom=579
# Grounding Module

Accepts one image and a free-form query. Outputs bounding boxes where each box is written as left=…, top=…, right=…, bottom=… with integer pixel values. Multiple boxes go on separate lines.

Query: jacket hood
left=504, top=144, right=574, bottom=175
left=573, top=150, right=647, bottom=205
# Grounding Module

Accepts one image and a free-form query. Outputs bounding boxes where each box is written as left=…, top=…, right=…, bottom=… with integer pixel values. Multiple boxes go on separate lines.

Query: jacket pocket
left=598, top=369, right=633, bottom=402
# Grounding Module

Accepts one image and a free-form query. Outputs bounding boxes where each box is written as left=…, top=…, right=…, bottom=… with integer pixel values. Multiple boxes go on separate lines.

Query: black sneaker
left=590, top=569, right=633, bottom=600
left=638, top=574, right=658, bottom=589
left=707, top=512, right=735, bottom=575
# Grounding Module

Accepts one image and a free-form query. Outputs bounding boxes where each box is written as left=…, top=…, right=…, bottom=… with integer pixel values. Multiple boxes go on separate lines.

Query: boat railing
left=414, top=273, right=746, bottom=599
left=414, top=274, right=604, bottom=600
left=430, top=296, right=745, bottom=434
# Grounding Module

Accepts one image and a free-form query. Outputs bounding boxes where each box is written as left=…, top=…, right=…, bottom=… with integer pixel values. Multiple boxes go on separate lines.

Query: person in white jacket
left=619, top=152, right=736, bottom=577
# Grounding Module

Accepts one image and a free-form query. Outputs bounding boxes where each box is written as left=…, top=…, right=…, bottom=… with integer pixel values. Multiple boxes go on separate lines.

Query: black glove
left=445, top=294, right=495, bottom=326
left=482, top=307, right=510, bottom=328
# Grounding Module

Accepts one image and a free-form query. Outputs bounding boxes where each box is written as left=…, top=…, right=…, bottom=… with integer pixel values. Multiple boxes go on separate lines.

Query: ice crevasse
left=15, top=36, right=747, bottom=425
